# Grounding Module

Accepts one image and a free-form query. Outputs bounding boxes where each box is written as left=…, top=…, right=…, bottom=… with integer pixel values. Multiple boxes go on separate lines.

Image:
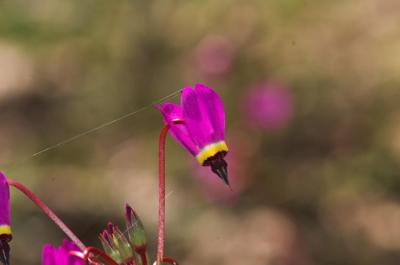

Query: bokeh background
left=1, top=0, right=400, bottom=264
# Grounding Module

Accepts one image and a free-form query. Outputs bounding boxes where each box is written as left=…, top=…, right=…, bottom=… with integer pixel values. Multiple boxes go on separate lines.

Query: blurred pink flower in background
left=243, top=82, right=294, bottom=131
left=194, top=35, right=234, bottom=78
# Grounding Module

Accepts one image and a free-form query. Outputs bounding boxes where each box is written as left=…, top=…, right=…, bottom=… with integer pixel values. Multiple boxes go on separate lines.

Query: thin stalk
left=135, top=245, right=148, bottom=265
left=160, top=257, right=179, bottom=265
left=7, top=179, right=86, bottom=251
left=157, top=124, right=170, bottom=263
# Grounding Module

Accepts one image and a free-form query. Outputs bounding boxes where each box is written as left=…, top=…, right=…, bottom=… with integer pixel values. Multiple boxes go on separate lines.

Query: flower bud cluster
left=99, top=205, right=148, bottom=265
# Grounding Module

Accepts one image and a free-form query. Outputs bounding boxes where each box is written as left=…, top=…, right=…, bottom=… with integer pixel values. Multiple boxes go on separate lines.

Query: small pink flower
left=158, top=84, right=230, bottom=186
left=243, top=82, right=294, bottom=131
left=195, top=35, right=234, bottom=77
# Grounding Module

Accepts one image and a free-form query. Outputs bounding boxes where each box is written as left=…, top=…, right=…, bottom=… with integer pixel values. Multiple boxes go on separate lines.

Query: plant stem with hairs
left=157, top=124, right=170, bottom=263
left=7, top=179, right=86, bottom=251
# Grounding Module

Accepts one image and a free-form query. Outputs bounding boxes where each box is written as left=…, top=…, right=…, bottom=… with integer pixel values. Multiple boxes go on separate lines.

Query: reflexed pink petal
left=0, top=172, right=10, bottom=231
left=157, top=102, right=198, bottom=155
left=182, top=86, right=216, bottom=149
left=42, top=245, right=56, bottom=265
left=157, top=102, right=182, bottom=122
left=194, top=84, right=225, bottom=141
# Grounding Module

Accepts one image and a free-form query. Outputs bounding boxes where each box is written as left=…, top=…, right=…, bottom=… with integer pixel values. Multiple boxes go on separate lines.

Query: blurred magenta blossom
left=194, top=35, right=234, bottom=78
left=243, top=82, right=294, bottom=131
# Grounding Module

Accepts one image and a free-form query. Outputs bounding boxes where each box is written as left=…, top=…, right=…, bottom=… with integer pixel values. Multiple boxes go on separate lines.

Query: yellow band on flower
left=196, top=141, right=228, bottom=165
left=0, top=225, right=11, bottom=236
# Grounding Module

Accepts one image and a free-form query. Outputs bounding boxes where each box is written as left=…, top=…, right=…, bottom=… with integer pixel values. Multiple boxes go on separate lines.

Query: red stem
left=157, top=124, right=170, bottom=263
left=84, top=247, right=119, bottom=265
left=135, top=245, right=148, bottom=265
left=161, top=257, right=179, bottom=265
left=7, top=179, right=86, bottom=251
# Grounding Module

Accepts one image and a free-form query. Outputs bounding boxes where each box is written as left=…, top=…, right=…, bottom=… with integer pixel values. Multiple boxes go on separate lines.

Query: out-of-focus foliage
left=1, top=0, right=400, bottom=264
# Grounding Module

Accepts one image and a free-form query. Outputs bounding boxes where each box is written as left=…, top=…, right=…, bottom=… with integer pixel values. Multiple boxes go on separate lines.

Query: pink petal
left=42, top=245, right=56, bottom=265
left=0, top=172, right=10, bottom=229
left=42, top=240, right=82, bottom=265
left=182, top=85, right=225, bottom=149
left=157, top=102, right=198, bottom=155
left=194, top=84, right=225, bottom=141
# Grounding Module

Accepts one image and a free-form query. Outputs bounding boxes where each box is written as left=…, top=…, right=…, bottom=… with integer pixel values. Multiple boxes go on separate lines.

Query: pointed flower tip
left=99, top=231, right=112, bottom=246
left=0, top=172, right=8, bottom=186
left=103, top=222, right=134, bottom=263
left=207, top=152, right=230, bottom=187
left=125, top=205, right=132, bottom=225
left=125, top=204, right=139, bottom=225
left=124, top=206, right=147, bottom=249
left=0, top=238, right=10, bottom=265
left=107, top=222, right=116, bottom=233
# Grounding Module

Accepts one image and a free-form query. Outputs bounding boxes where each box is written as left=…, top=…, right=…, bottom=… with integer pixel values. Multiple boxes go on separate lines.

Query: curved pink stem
left=7, top=179, right=86, bottom=251
left=157, top=121, right=184, bottom=264
left=161, top=257, right=179, bottom=265
left=157, top=124, right=170, bottom=262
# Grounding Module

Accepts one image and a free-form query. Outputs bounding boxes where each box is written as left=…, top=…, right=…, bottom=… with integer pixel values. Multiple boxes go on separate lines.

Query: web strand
left=2, top=89, right=181, bottom=171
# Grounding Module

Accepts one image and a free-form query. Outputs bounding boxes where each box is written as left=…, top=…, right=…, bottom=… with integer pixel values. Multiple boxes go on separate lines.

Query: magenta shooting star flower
left=158, top=84, right=230, bottom=186
left=0, top=173, right=11, bottom=265
left=42, top=240, right=83, bottom=265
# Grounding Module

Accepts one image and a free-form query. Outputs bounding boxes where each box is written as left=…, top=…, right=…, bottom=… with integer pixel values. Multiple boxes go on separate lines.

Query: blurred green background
left=2, top=0, right=400, bottom=264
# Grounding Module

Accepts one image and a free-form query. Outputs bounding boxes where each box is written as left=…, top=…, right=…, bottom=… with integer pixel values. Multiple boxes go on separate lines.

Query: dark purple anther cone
left=0, top=237, right=10, bottom=265
left=205, top=152, right=230, bottom=187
